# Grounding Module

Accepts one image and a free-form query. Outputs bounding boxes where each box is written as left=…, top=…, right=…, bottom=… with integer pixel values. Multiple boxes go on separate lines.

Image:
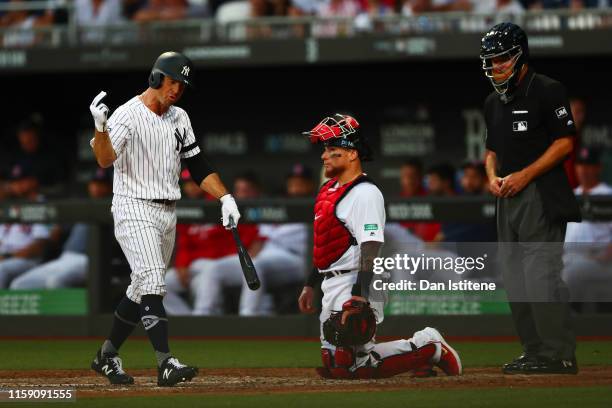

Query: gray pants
left=497, top=182, right=575, bottom=360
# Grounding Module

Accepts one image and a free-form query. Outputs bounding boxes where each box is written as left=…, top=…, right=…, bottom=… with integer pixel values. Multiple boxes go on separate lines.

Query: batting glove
left=220, top=194, right=240, bottom=229
left=90, top=91, right=109, bottom=132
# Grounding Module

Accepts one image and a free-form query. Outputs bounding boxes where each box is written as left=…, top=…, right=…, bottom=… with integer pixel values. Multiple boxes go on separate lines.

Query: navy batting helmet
left=149, top=51, right=194, bottom=89
left=480, top=22, right=529, bottom=97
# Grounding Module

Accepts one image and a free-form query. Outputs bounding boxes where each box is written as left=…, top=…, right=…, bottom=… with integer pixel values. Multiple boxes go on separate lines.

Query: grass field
left=1, top=338, right=611, bottom=407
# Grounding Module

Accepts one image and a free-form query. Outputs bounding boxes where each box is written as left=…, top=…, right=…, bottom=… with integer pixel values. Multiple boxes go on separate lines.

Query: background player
left=88, top=51, right=241, bottom=386
left=298, top=114, right=462, bottom=379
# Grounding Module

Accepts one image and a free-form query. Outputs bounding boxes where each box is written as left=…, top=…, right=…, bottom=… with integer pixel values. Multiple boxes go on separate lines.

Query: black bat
left=229, top=215, right=260, bottom=290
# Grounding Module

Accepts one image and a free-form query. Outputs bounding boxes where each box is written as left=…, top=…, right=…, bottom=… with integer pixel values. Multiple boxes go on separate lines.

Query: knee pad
left=115, top=296, right=141, bottom=326
left=140, top=294, right=167, bottom=331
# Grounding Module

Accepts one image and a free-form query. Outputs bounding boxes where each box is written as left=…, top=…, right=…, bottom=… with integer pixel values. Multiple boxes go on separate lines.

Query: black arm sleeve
left=305, top=267, right=323, bottom=288
left=352, top=241, right=383, bottom=298
left=183, top=152, right=216, bottom=185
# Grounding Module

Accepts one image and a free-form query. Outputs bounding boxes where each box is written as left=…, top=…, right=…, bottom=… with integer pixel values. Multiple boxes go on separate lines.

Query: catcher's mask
left=480, top=22, right=529, bottom=97
left=303, top=114, right=373, bottom=161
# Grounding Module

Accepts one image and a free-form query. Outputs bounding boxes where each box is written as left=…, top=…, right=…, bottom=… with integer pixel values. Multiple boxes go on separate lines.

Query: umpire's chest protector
left=313, top=175, right=370, bottom=270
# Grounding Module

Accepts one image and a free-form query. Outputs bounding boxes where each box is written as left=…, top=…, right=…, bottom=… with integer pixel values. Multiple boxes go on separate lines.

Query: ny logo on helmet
left=181, top=66, right=190, bottom=77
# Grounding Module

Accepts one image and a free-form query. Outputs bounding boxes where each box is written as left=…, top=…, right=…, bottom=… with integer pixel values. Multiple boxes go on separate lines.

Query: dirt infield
left=1, top=367, right=611, bottom=398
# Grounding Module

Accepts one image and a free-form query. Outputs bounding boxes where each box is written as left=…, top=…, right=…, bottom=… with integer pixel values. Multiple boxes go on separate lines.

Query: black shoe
left=157, top=357, right=198, bottom=387
left=519, top=357, right=578, bottom=375
left=91, top=349, right=134, bottom=385
left=502, top=354, right=536, bottom=374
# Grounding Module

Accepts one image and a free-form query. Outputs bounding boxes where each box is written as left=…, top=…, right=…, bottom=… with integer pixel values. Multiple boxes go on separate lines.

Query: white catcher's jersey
left=319, top=182, right=386, bottom=272
left=96, top=96, right=201, bottom=200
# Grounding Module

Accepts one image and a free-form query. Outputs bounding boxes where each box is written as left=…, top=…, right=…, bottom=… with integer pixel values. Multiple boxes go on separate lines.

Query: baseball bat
left=229, top=215, right=260, bottom=291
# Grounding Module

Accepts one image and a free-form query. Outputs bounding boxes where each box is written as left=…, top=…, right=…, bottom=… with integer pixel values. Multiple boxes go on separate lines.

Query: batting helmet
left=480, top=22, right=529, bottom=97
left=149, top=51, right=194, bottom=89
left=303, top=114, right=373, bottom=161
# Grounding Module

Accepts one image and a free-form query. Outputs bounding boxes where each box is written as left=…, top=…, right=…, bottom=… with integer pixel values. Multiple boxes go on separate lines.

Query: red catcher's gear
left=312, top=175, right=371, bottom=270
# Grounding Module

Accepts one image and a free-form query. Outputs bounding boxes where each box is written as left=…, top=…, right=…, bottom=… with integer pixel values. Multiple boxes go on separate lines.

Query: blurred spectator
left=563, top=147, right=612, bottom=303
left=438, top=162, right=496, bottom=242
left=289, top=0, right=325, bottom=15
left=460, top=161, right=488, bottom=195
left=426, top=162, right=456, bottom=196
left=471, top=0, right=525, bottom=14
left=238, top=164, right=314, bottom=316
left=133, top=0, right=188, bottom=22
left=398, top=158, right=441, bottom=242
left=0, top=167, right=51, bottom=288
left=163, top=169, right=260, bottom=314
left=354, top=0, right=395, bottom=32
left=286, top=163, right=315, bottom=196
left=0, top=0, right=52, bottom=47
left=317, top=0, right=362, bottom=16
left=191, top=172, right=265, bottom=315
left=75, top=0, right=125, bottom=42
left=400, top=157, right=426, bottom=196
left=526, top=0, right=611, bottom=8
left=314, top=0, right=362, bottom=36
left=402, top=0, right=471, bottom=15
left=1, top=116, right=61, bottom=196
left=251, top=0, right=289, bottom=17
left=9, top=168, right=113, bottom=290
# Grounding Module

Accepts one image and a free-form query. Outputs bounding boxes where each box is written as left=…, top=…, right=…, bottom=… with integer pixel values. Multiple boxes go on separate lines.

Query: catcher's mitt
left=323, top=299, right=376, bottom=347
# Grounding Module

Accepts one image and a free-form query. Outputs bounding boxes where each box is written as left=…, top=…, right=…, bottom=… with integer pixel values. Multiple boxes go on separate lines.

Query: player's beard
left=324, top=164, right=342, bottom=179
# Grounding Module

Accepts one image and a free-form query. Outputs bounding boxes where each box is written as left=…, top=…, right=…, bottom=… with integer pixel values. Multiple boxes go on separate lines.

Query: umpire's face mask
left=481, top=45, right=522, bottom=95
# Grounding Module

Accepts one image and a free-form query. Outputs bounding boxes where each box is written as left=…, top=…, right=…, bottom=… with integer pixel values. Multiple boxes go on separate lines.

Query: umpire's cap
left=149, top=51, right=194, bottom=89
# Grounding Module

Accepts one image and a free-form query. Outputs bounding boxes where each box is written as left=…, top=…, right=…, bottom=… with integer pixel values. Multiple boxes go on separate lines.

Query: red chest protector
left=313, top=174, right=371, bottom=270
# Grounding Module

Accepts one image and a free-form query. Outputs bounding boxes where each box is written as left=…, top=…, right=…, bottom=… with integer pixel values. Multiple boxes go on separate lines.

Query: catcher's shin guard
left=316, top=343, right=437, bottom=379
left=317, top=348, right=357, bottom=379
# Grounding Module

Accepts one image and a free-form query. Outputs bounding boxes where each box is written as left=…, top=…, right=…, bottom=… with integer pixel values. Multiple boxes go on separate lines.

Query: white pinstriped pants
left=112, top=195, right=176, bottom=304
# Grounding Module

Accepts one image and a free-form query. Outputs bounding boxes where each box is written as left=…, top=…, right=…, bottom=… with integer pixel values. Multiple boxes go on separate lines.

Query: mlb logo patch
left=556, top=106, right=568, bottom=119
left=513, top=121, right=528, bottom=132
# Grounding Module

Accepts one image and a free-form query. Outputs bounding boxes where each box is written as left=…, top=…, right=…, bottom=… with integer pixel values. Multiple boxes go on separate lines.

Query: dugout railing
left=0, top=196, right=610, bottom=337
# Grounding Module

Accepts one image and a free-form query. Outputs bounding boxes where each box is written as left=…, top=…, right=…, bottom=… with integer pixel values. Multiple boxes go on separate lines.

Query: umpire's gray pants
left=497, top=182, right=575, bottom=360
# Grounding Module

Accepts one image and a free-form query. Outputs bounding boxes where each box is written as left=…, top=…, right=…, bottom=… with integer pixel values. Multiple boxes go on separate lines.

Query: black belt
left=151, top=199, right=176, bottom=205
left=323, top=270, right=352, bottom=279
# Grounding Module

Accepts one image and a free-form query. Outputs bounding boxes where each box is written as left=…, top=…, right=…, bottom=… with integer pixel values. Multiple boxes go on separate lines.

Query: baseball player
left=298, top=114, right=462, bottom=378
left=88, top=51, right=241, bottom=386
left=9, top=167, right=113, bottom=290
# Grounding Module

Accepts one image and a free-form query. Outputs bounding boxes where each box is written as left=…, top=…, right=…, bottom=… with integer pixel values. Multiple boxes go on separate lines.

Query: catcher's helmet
left=303, top=114, right=373, bottom=161
left=480, top=22, right=529, bottom=97
left=149, top=51, right=194, bottom=89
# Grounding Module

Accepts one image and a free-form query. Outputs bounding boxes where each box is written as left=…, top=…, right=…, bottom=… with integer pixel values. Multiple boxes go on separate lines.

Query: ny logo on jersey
left=181, top=66, right=190, bottom=77
left=174, top=127, right=187, bottom=152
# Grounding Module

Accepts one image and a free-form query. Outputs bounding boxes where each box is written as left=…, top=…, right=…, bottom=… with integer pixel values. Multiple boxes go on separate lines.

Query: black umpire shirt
left=484, top=67, right=581, bottom=222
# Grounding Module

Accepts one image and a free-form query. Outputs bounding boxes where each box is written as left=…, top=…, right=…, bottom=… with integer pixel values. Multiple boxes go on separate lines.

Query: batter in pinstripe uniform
left=88, top=51, right=241, bottom=387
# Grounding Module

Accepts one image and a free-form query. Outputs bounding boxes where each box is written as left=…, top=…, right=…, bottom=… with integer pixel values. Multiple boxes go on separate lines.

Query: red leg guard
left=317, top=348, right=355, bottom=379
left=317, top=344, right=437, bottom=380
left=334, top=347, right=354, bottom=367
left=369, top=343, right=438, bottom=378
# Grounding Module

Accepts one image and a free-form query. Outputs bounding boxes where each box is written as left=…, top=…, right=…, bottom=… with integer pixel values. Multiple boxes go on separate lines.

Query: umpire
left=481, top=22, right=581, bottom=375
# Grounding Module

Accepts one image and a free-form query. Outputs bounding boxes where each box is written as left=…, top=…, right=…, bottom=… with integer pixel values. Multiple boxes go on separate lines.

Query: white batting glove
left=90, top=91, right=109, bottom=132
left=220, top=194, right=240, bottom=229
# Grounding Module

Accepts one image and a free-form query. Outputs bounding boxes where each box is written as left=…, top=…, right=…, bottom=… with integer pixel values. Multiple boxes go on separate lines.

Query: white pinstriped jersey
left=98, top=96, right=201, bottom=200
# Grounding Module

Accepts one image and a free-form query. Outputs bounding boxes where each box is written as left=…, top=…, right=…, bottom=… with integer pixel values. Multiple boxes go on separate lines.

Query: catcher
left=298, top=114, right=462, bottom=379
